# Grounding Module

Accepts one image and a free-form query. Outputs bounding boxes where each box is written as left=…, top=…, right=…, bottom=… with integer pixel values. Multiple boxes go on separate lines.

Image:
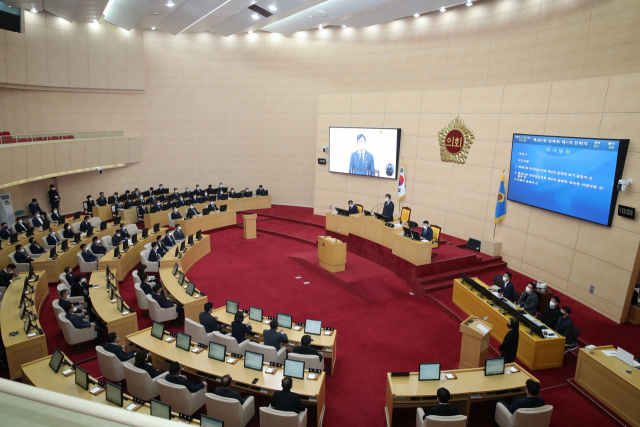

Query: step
left=417, top=260, right=507, bottom=286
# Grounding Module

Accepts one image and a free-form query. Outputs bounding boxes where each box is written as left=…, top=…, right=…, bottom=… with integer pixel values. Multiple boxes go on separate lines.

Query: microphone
left=371, top=201, right=384, bottom=213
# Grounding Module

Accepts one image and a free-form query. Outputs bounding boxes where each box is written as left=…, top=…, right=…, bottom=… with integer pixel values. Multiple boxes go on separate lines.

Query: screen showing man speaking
left=329, top=127, right=401, bottom=179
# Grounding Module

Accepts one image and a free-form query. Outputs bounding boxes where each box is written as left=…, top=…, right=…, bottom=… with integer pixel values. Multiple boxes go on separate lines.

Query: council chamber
left=0, top=1, right=639, bottom=426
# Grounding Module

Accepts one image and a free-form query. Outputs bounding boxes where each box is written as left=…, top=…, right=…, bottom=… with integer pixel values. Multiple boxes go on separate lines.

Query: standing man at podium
left=382, top=194, right=394, bottom=219
left=421, top=221, right=433, bottom=241
left=348, top=134, right=375, bottom=176
left=499, top=318, right=519, bottom=363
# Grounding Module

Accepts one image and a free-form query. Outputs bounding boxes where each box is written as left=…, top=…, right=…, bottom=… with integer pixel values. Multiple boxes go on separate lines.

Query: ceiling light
left=413, top=13, right=420, bottom=18
left=248, top=30, right=253, bottom=34
left=151, top=27, right=156, bottom=30
left=180, top=0, right=232, bottom=33
left=318, top=24, right=323, bottom=30
left=252, top=13, right=259, bottom=19
left=30, top=7, right=38, bottom=13
left=466, top=0, right=473, bottom=5
left=317, top=10, right=326, bottom=16
left=439, top=7, right=446, bottom=12
left=167, top=1, right=175, bottom=7
left=268, top=5, right=277, bottom=11
left=152, top=12, right=160, bottom=15
left=92, top=19, right=99, bottom=25
left=103, top=0, right=115, bottom=17
left=341, top=25, right=346, bottom=28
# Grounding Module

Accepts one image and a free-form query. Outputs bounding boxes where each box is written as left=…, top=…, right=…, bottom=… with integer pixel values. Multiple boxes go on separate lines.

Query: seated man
left=97, top=192, right=108, bottom=206
left=517, top=283, right=539, bottom=316
left=86, top=195, right=95, bottom=210
left=348, top=200, right=358, bottom=214
left=173, top=225, right=186, bottom=241
left=14, top=219, right=28, bottom=234
left=292, top=335, right=323, bottom=362
left=109, top=192, right=119, bottom=204
left=162, top=230, right=177, bottom=248
left=91, top=236, right=107, bottom=255
left=217, top=189, right=224, bottom=200
left=138, top=203, right=148, bottom=216
left=71, top=273, right=91, bottom=297
left=498, top=272, right=516, bottom=303
left=172, top=188, right=181, bottom=200
left=151, top=283, right=183, bottom=325
left=271, top=377, right=305, bottom=414
left=58, top=289, right=87, bottom=315
left=134, top=350, right=164, bottom=378
left=14, top=244, right=33, bottom=266
left=79, top=216, right=92, bottom=233
left=206, top=201, right=218, bottom=212
left=228, top=188, right=236, bottom=198
left=214, top=375, right=247, bottom=404
left=148, top=192, right=157, bottom=204
left=64, top=303, right=100, bottom=343
left=111, top=230, right=124, bottom=246
left=186, top=204, right=199, bottom=217
left=165, top=362, right=206, bottom=393
left=119, top=223, right=131, bottom=239
left=243, top=187, right=250, bottom=195
left=421, top=221, right=433, bottom=241
left=174, top=197, right=185, bottom=208
left=422, top=387, right=459, bottom=418
left=64, top=266, right=76, bottom=288
left=156, top=236, right=167, bottom=256
left=256, top=185, right=265, bottom=196
left=46, top=228, right=61, bottom=246
left=194, top=185, right=203, bottom=196
left=199, top=302, right=223, bottom=333
left=123, top=199, right=133, bottom=209
left=148, top=242, right=162, bottom=263
left=28, top=237, right=46, bottom=255
left=139, top=273, right=153, bottom=295
left=263, top=320, right=288, bottom=350
left=104, top=332, right=135, bottom=361
left=114, top=200, right=124, bottom=211
left=29, top=198, right=45, bottom=218
left=200, top=192, right=210, bottom=203
left=497, top=379, right=544, bottom=415
left=183, top=187, right=192, bottom=198
left=0, top=264, right=17, bottom=288
left=62, top=224, right=75, bottom=239
left=0, top=222, right=12, bottom=240
left=555, top=306, right=574, bottom=337
left=171, top=207, right=182, bottom=220
left=80, top=244, right=98, bottom=263
left=151, top=201, right=163, bottom=213
left=50, top=208, right=62, bottom=224
left=32, top=212, right=44, bottom=228
left=539, top=296, right=562, bottom=330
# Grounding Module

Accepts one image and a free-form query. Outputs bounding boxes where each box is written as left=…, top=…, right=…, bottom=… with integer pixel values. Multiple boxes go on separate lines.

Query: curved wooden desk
left=174, top=210, right=236, bottom=236
left=89, top=270, right=138, bottom=343
left=159, top=234, right=211, bottom=273
left=1, top=270, right=48, bottom=379
left=158, top=268, right=208, bottom=322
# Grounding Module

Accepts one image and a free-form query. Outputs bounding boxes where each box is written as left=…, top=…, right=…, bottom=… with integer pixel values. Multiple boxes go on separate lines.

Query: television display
left=329, top=127, right=401, bottom=179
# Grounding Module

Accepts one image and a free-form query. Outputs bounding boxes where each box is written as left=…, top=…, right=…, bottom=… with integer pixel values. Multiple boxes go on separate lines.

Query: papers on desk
left=226, top=357, right=237, bottom=364
left=191, top=347, right=199, bottom=353
left=324, top=330, right=332, bottom=336
left=164, top=337, right=175, bottom=343
left=125, top=403, right=138, bottom=411
left=445, top=373, right=455, bottom=379
left=509, top=367, right=518, bottom=373
left=62, top=368, right=74, bottom=376
left=122, top=311, right=129, bottom=316
left=27, top=332, right=37, bottom=338
left=476, top=324, right=490, bottom=334
left=265, top=367, right=276, bottom=374
left=293, top=325, right=302, bottom=331
left=194, top=294, right=200, bottom=298
left=491, top=291, right=501, bottom=298
left=308, top=373, right=319, bottom=380
left=602, top=350, right=617, bottom=357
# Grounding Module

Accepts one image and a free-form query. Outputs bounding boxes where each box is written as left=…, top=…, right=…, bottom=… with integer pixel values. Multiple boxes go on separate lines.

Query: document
left=266, top=367, right=275, bottom=374
left=477, top=324, right=490, bottom=334
left=62, top=368, right=74, bottom=375
left=90, top=386, right=102, bottom=394
left=308, top=373, right=318, bottom=380
left=445, top=373, right=455, bottom=379
left=191, top=348, right=199, bottom=353
left=602, top=350, right=617, bottom=357
left=510, top=367, right=518, bottom=373
left=125, top=403, right=137, bottom=411
left=226, top=358, right=237, bottom=363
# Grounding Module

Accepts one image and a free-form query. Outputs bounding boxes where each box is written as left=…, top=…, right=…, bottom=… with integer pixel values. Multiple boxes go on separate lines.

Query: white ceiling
left=4, top=0, right=469, bottom=35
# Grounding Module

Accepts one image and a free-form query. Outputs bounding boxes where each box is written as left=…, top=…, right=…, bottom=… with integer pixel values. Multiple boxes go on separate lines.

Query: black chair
left=513, top=290, right=520, bottom=303
left=564, top=326, right=580, bottom=354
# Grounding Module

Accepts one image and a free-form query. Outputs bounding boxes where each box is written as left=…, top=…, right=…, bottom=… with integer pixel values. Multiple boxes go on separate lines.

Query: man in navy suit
left=148, top=193, right=157, bottom=204
left=162, top=230, right=176, bottom=248
left=1, top=222, right=12, bottom=240
left=194, top=185, right=203, bottom=196
left=155, top=236, right=166, bottom=256
left=119, top=223, right=130, bottom=239
left=79, top=216, right=92, bottom=233
left=149, top=242, right=162, bottom=263
left=217, top=189, right=224, bottom=200
left=183, top=187, right=192, bottom=198
left=14, top=244, right=33, bottom=266
left=80, top=244, right=98, bottom=263
left=86, top=195, right=95, bottom=210
left=420, top=221, right=433, bottom=241
left=498, top=272, right=516, bottom=303
left=228, top=188, right=236, bottom=198
left=138, top=204, right=148, bottom=216
left=14, top=219, right=28, bottom=234
left=348, top=200, right=359, bottom=214
left=139, top=273, right=153, bottom=295
left=151, top=284, right=183, bottom=324
left=111, top=230, right=123, bottom=246
left=65, top=304, right=101, bottom=341
left=166, top=362, right=206, bottom=392
left=104, top=332, right=135, bottom=361
left=214, top=375, right=247, bottom=404
left=32, top=213, right=44, bottom=228
left=49, top=184, right=60, bottom=211
left=497, top=379, right=544, bottom=415
left=256, top=185, right=266, bottom=196
left=28, top=237, right=45, bottom=255
left=174, top=197, right=185, bottom=208
left=421, top=387, right=460, bottom=419
left=206, top=201, right=218, bottom=212
left=263, top=320, right=288, bottom=350
left=172, top=188, right=181, bottom=200
left=171, top=207, right=182, bottom=220
left=114, top=201, right=124, bottom=211
left=200, top=192, right=211, bottom=203
left=555, top=306, right=574, bottom=337
left=348, top=134, right=375, bottom=176
left=123, top=199, right=133, bottom=209
left=50, top=209, right=61, bottom=223
left=97, top=192, right=108, bottom=206
left=381, top=194, right=394, bottom=219
left=271, top=377, right=305, bottom=414
left=29, top=198, right=46, bottom=218
left=151, top=202, right=163, bottom=213
left=199, top=302, right=223, bottom=333
left=173, top=226, right=186, bottom=241
left=186, top=204, right=199, bottom=217
left=46, top=228, right=60, bottom=246
left=59, top=289, right=87, bottom=315
left=91, top=236, right=107, bottom=255
left=109, top=192, right=119, bottom=204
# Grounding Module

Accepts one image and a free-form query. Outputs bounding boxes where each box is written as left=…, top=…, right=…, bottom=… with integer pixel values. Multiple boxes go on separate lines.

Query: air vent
left=248, top=4, right=272, bottom=18
left=317, top=10, right=327, bottom=16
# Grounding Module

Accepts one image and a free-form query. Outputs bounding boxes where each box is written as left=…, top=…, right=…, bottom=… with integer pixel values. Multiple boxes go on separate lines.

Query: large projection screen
left=329, top=127, right=401, bottom=179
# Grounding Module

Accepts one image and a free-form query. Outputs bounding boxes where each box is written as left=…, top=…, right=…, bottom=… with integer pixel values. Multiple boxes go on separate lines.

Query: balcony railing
left=0, top=130, right=125, bottom=144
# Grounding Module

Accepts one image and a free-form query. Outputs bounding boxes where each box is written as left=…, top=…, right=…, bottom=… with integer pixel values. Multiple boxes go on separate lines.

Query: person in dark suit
left=63, top=266, right=76, bottom=289
left=151, top=202, right=163, bottom=213
left=183, top=187, right=192, bottom=198
left=632, top=286, right=639, bottom=306
left=174, top=197, right=185, bottom=208
left=79, top=216, right=92, bottom=233
left=119, top=224, right=130, bottom=239
left=498, top=272, right=516, bottom=303
left=539, top=296, right=562, bottom=330
left=171, top=207, right=182, bottom=220
left=422, top=388, right=459, bottom=419
left=14, top=219, right=28, bottom=234
left=151, top=284, right=183, bottom=324
left=28, top=237, right=45, bottom=255
left=517, top=283, right=539, bottom=316
left=347, top=200, right=359, bottom=214
left=139, top=273, right=153, bottom=295
left=14, top=244, right=32, bottom=266
left=91, top=236, right=107, bottom=255
left=148, top=193, right=157, bottom=204
left=58, top=289, right=87, bottom=315
left=50, top=209, right=61, bottom=223
left=46, top=229, right=61, bottom=246
left=48, top=184, right=60, bottom=211
left=186, top=204, right=199, bottom=216
left=62, top=224, right=75, bottom=239
left=214, top=375, right=247, bottom=404
left=499, top=318, right=519, bottom=363
left=381, top=194, right=394, bottom=219
left=134, top=188, right=141, bottom=198
left=32, top=213, right=44, bottom=228
left=123, top=199, right=133, bottom=209
left=172, top=188, right=181, bottom=200
left=104, top=332, right=135, bottom=361
left=64, top=304, right=100, bottom=340
left=71, top=273, right=91, bottom=297
left=231, top=311, right=252, bottom=344
left=162, top=230, right=176, bottom=248
left=166, top=362, right=206, bottom=393
left=134, top=350, right=164, bottom=378
left=111, top=230, right=123, bottom=246
left=86, top=195, right=95, bottom=210
left=263, top=320, right=288, bottom=350
left=555, top=306, right=574, bottom=337
left=124, top=190, right=132, bottom=200
left=114, top=200, right=124, bottom=211
left=80, top=244, right=98, bottom=263
left=29, top=198, right=45, bottom=218
left=228, top=188, right=236, bottom=198
left=497, top=379, right=544, bottom=415
left=292, top=335, right=323, bottom=361
left=217, top=189, right=224, bottom=200
left=0, top=264, right=17, bottom=288
left=271, top=377, right=305, bottom=414
left=194, top=185, right=203, bottom=196
left=206, top=201, right=218, bottom=212
left=348, top=134, right=375, bottom=176
left=199, top=302, right=223, bottom=334
left=97, top=192, right=108, bottom=206
left=0, top=223, right=12, bottom=240
left=200, top=192, right=210, bottom=203
left=138, top=204, right=148, bottom=216
left=149, top=241, right=163, bottom=261
left=173, top=226, right=186, bottom=241
left=256, top=185, right=266, bottom=196
left=421, top=221, right=433, bottom=241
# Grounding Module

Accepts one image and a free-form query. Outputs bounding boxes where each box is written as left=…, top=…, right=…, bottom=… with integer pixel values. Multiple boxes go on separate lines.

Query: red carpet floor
left=242, top=205, right=327, bottom=226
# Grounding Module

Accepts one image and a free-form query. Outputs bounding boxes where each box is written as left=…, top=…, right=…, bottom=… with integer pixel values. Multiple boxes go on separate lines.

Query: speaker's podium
left=459, top=316, right=493, bottom=369
left=243, top=214, right=257, bottom=239
left=318, top=236, right=346, bottom=273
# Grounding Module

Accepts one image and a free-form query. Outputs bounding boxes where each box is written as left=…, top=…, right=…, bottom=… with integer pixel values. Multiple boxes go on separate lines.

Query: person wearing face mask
left=172, top=188, right=180, bottom=200
left=104, top=332, right=136, bottom=361
left=134, top=188, right=141, bottom=198
left=32, top=213, right=44, bottom=228
left=173, top=225, right=186, bottom=241
left=174, top=196, right=185, bottom=208
left=138, top=202, right=149, bottom=217
left=151, top=201, right=163, bottom=213
left=14, top=219, right=28, bottom=234
left=632, top=286, right=639, bottom=306
left=156, top=184, right=164, bottom=195
left=184, top=187, right=191, bottom=198
left=71, top=273, right=92, bottom=301
left=58, top=289, right=88, bottom=316
left=149, top=242, right=162, bottom=263
left=111, top=230, right=123, bottom=246
left=48, top=184, right=61, bottom=211
left=64, top=303, right=101, bottom=343
left=348, top=200, right=359, bottom=214
left=0, top=223, right=12, bottom=240
left=517, top=283, right=539, bottom=316
left=171, top=207, right=182, bottom=220
left=256, top=185, right=266, bottom=196
left=217, top=189, right=224, bottom=201
left=349, top=133, right=375, bottom=176
left=200, top=191, right=210, bottom=203
left=13, top=244, right=32, bottom=266
left=91, top=236, right=107, bottom=256
left=228, top=188, right=236, bottom=198
left=109, top=192, right=119, bottom=205
left=29, top=198, right=46, bottom=219
left=207, top=200, right=218, bottom=213
left=152, top=284, right=183, bottom=325
left=162, top=230, right=177, bottom=248
left=155, top=236, right=167, bottom=256
left=46, top=228, right=61, bottom=246
left=123, top=198, right=133, bottom=209
left=382, top=194, right=394, bottom=219
left=420, top=220, right=433, bottom=241
left=539, top=296, right=562, bottom=329
left=114, top=199, right=124, bottom=211
left=119, top=223, right=130, bottom=239
left=0, top=264, right=18, bottom=288
left=62, top=223, right=75, bottom=239
left=498, top=272, right=516, bottom=303
left=555, top=306, right=574, bottom=337
left=499, top=318, right=519, bottom=363
left=80, top=244, right=98, bottom=264
left=139, top=272, right=154, bottom=295
left=50, top=208, right=61, bottom=223
left=194, top=185, right=203, bottom=196
left=86, top=195, right=95, bottom=210
left=186, top=204, right=199, bottom=217
left=148, top=191, right=157, bottom=204
left=79, top=216, right=92, bottom=233
left=97, top=192, right=108, bottom=206
left=28, top=237, right=45, bottom=255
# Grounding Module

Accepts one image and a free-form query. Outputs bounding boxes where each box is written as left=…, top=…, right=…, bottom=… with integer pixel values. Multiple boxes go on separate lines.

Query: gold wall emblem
left=438, top=117, right=475, bottom=164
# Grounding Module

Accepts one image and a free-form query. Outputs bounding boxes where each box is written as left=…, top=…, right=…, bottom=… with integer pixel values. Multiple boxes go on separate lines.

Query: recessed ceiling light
left=439, top=7, right=446, bottom=12
left=268, top=5, right=277, bottom=11
left=318, top=24, right=323, bottom=30
left=248, top=30, right=253, bottom=34
left=341, top=25, right=346, bottom=28
left=152, top=12, right=160, bottom=15
left=413, top=13, right=420, bottom=18
left=252, top=13, right=259, bottom=19
left=151, top=27, right=156, bottom=30
left=317, top=10, right=326, bottom=16
left=92, top=19, right=99, bottom=25
left=167, top=1, right=174, bottom=7
left=30, top=7, right=38, bottom=13
left=466, top=0, right=473, bottom=6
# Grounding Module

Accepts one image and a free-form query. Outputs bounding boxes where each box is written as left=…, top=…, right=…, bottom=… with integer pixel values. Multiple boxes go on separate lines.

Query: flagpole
left=494, top=170, right=506, bottom=239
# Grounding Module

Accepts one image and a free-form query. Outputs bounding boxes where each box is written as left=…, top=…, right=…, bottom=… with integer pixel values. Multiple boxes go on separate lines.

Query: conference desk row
left=1, top=271, right=48, bottom=379
left=452, top=278, right=566, bottom=370
left=159, top=267, right=209, bottom=323
left=143, top=196, right=271, bottom=229
left=89, top=270, right=139, bottom=344
left=385, top=364, right=539, bottom=426
left=126, top=327, right=326, bottom=426
left=21, top=352, right=198, bottom=424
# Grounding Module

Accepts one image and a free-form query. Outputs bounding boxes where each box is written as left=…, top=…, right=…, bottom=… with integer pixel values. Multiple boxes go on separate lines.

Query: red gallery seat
left=67, top=135, right=75, bottom=139
left=36, top=137, right=43, bottom=141
left=51, top=136, right=59, bottom=140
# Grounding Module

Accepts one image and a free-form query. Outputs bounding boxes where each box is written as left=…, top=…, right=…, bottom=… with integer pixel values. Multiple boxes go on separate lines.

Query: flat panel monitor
left=151, top=321, right=165, bottom=340
left=151, top=399, right=171, bottom=420
left=113, top=246, right=120, bottom=258
left=188, top=235, right=194, bottom=246
left=26, top=227, right=34, bottom=237
left=220, top=205, right=227, bottom=212
left=114, top=217, right=121, bottom=226
left=49, top=348, right=64, bottom=373
left=244, top=351, right=264, bottom=371
left=185, top=281, right=196, bottom=296
left=23, top=316, right=31, bottom=334
left=131, top=233, right=137, bottom=244
left=75, top=365, right=89, bottom=390
left=153, top=223, right=160, bottom=233
left=304, top=319, right=322, bottom=335
left=86, top=226, right=94, bottom=237
left=105, top=382, right=123, bottom=407
left=19, top=302, right=27, bottom=320
left=196, top=230, right=202, bottom=240
left=116, top=295, right=124, bottom=313
left=172, top=262, right=179, bottom=276
left=73, top=211, right=81, bottom=220
left=61, top=239, right=68, bottom=251
left=419, top=363, right=440, bottom=381
left=178, top=271, right=185, bottom=286
left=485, top=357, right=505, bottom=376
left=329, top=127, right=401, bottom=179
left=208, top=342, right=226, bottom=362
left=411, top=230, right=421, bottom=241
left=226, top=300, right=238, bottom=314
left=176, top=331, right=191, bottom=351
left=100, top=221, right=108, bottom=231
left=249, top=306, right=263, bottom=322
left=508, top=134, right=630, bottom=226
left=180, top=240, right=186, bottom=251
left=200, top=415, right=224, bottom=427
left=402, top=226, right=411, bottom=237
left=277, top=313, right=292, bottom=329
left=141, top=228, right=149, bottom=238
left=283, top=359, right=305, bottom=380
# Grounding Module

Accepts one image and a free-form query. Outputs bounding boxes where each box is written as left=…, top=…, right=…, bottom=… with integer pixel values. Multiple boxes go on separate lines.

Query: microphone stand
left=370, top=201, right=384, bottom=213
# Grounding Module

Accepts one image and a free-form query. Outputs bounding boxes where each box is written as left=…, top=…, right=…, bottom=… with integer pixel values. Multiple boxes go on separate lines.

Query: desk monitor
left=304, top=319, right=322, bottom=335
left=141, top=228, right=149, bottom=239
left=185, top=281, right=196, bottom=296
left=116, top=295, right=124, bottom=313
left=26, top=227, right=34, bottom=238
left=49, top=247, right=57, bottom=259
left=73, top=211, right=81, bottom=220
left=86, top=226, right=94, bottom=237
left=9, top=232, right=18, bottom=244
left=114, top=217, right=121, bottom=226
left=249, top=306, right=263, bottom=322
left=220, top=205, right=227, bottom=212
left=188, top=235, right=194, bottom=246
left=201, top=415, right=224, bottom=427
left=284, top=359, right=305, bottom=380
left=263, top=190, right=268, bottom=196
left=410, top=229, right=421, bottom=241
left=335, top=207, right=349, bottom=217
left=61, top=239, right=69, bottom=252
left=244, top=351, right=264, bottom=371
left=106, top=382, right=123, bottom=407
left=75, top=365, right=89, bottom=390
left=277, top=313, right=292, bottom=329
left=208, top=342, right=226, bottom=362
left=186, top=212, right=194, bottom=220
left=151, top=399, right=171, bottom=419
left=113, top=246, right=120, bottom=258
left=108, top=287, right=115, bottom=301
left=226, top=300, right=238, bottom=314
left=19, top=302, right=27, bottom=319
left=178, top=271, right=186, bottom=286
left=153, top=223, right=160, bottom=233
left=203, top=208, right=210, bottom=215
left=174, top=247, right=180, bottom=258
left=180, top=240, right=186, bottom=251
left=176, top=332, right=191, bottom=351
left=245, top=191, right=253, bottom=197
left=172, top=262, right=179, bottom=276
left=151, top=321, right=165, bottom=340
left=485, top=357, right=505, bottom=376
left=131, top=233, right=137, bottom=244
left=402, top=226, right=411, bottom=237
left=122, top=240, right=129, bottom=252
left=49, top=348, right=64, bottom=373
left=23, top=316, right=31, bottom=334
left=419, top=363, right=440, bottom=381
left=196, top=230, right=202, bottom=240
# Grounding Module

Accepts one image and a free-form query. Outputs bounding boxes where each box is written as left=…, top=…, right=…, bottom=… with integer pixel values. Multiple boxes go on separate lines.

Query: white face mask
left=197, top=187, right=200, bottom=190
left=503, top=276, right=508, bottom=282
left=72, top=306, right=77, bottom=312
left=52, top=187, right=55, bottom=190
left=18, top=221, right=22, bottom=224
left=50, top=233, right=55, bottom=236
left=35, top=215, right=39, bottom=218
left=549, top=301, right=556, bottom=308
left=526, top=287, right=532, bottom=294
left=53, top=210, right=57, bottom=213
left=385, top=198, right=389, bottom=202
left=89, top=198, right=92, bottom=201
left=177, top=227, right=181, bottom=231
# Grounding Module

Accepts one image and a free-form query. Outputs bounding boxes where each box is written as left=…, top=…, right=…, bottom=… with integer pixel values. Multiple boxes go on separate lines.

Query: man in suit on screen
left=349, top=134, right=375, bottom=176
